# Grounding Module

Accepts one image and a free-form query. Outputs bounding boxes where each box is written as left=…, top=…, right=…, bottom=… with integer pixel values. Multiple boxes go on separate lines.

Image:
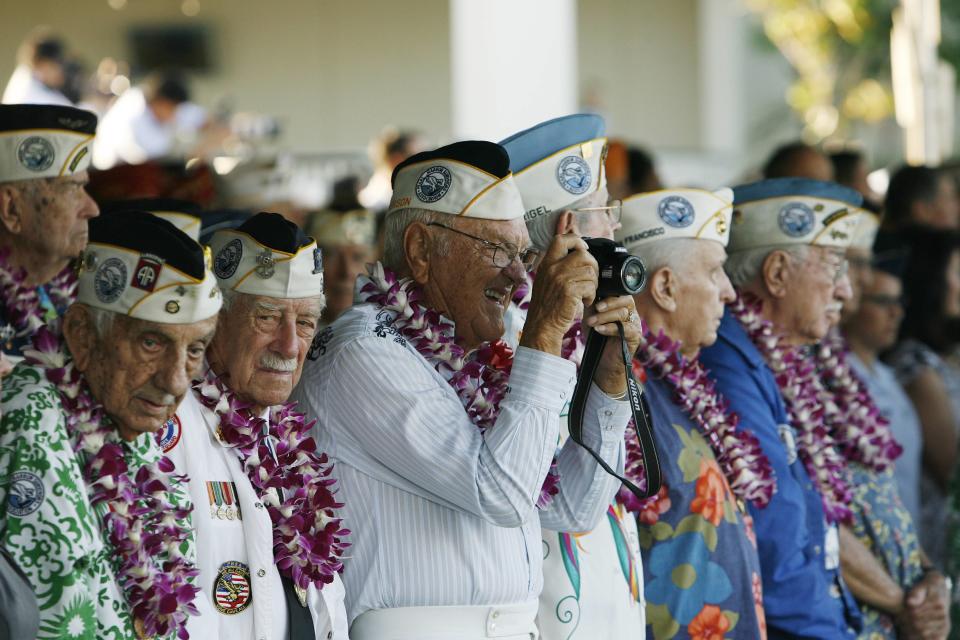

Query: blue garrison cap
left=729, top=177, right=864, bottom=251
left=498, top=113, right=608, bottom=217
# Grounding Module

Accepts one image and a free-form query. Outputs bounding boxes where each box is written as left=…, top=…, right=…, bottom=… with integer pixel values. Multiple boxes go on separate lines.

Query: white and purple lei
left=730, top=293, right=854, bottom=524
left=360, top=263, right=561, bottom=508
left=24, top=326, right=200, bottom=639
left=0, top=248, right=76, bottom=342
left=193, top=369, right=350, bottom=590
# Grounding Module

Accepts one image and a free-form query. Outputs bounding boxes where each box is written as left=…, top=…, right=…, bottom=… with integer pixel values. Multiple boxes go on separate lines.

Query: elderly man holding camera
left=498, top=114, right=646, bottom=640
left=293, top=140, right=641, bottom=639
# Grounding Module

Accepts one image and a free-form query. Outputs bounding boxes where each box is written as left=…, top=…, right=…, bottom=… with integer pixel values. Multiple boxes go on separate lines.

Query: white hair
left=84, top=306, right=117, bottom=339
left=382, top=207, right=451, bottom=271
left=724, top=244, right=809, bottom=289
left=525, top=190, right=606, bottom=252
left=632, top=238, right=702, bottom=274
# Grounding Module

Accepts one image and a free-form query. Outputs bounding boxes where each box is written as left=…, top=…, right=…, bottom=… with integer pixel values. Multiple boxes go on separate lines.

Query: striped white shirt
left=291, top=302, right=630, bottom=624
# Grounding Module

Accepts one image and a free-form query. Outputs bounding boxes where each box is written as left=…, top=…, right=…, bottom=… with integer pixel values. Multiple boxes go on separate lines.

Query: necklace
left=0, top=248, right=75, bottom=346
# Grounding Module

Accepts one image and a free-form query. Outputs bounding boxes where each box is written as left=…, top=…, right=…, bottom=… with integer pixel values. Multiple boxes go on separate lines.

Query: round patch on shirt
left=7, top=471, right=44, bottom=516
left=556, top=156, right=591, bottom=195
left=93, top=257, right=127, bottom=304
left=214, top=239, right=243, bottom=279
left=777, top=201, right=815, bottom=238
left=214, top=561, right=252, bottom=614
left=657, top=195, right=696, bottom=228
left=17, top=136, right=55, bottom=173
left=777, top=423, right=799, bottom=465
left=415, top=165, right=452, bottom=203
left=156, top=415, right=182, bottom=453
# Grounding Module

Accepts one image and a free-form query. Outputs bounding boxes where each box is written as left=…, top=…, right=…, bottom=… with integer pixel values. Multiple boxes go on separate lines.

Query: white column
left=696, top=0, right=745, bottom=155
left=449, top=0, right=578, bottom=141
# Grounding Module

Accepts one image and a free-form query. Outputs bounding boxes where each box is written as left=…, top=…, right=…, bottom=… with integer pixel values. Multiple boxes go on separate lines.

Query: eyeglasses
left=571, top=199, right=623, bottom=224
left=426, top=223, right=541, bottom=272
left=817, top=251, right=849, bottom=284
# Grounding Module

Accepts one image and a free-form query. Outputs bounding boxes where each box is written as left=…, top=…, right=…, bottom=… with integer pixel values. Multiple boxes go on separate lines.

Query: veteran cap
left=387, top=140, right=525, bottom=221
left=100, top=198, right=203, bottom=242
left=617, top=187, right=733, bottom=252
left=308, top=208, right=376, bottom=247
left=77, top=211, right=221, bottom=323
left=728, top=178, right=863, bottom=253
left=500, top=113, right=608, bottom=221
left=209, top=212, right=324, bottom=299
left=0, top=104, right=96, bottom=183
left=849, top=208, right=881, bottom=251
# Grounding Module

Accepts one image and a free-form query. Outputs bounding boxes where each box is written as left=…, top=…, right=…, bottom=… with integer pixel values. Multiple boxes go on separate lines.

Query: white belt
left=350, top=601, right=540, bottom=640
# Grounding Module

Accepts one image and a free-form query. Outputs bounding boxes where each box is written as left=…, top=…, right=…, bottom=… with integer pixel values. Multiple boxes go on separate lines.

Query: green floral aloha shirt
left=0, top=364, right=195, bottom=639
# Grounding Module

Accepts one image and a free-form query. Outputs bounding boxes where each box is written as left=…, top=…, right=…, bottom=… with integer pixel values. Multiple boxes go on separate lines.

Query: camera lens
left=620, top=256, right=646, bottom=294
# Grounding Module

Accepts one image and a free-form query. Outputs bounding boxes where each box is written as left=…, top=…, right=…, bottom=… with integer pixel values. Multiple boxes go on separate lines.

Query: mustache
left=259, top=352, right=298, bottom=372
left=826, top=302, right=844, bottom=314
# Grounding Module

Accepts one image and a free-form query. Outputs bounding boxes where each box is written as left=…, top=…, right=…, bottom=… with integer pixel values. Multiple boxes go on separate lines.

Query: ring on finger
left=626, top=310, right=637, bottom=324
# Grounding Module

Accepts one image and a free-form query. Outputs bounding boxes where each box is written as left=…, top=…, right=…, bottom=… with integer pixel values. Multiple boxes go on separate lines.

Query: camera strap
left=567, top=321, right=661, bottom=500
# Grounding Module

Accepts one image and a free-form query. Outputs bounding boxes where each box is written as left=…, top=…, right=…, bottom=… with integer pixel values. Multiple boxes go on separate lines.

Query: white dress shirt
left=167, top=389, right=347, bottom=639
left=291, top=301, right=630, bottom=625
left=2, top=65, right=73, bottom=106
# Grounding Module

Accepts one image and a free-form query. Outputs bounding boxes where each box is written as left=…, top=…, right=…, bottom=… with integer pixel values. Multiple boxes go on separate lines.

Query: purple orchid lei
left=193, top=368, right=350, bottom=590
left=816, top=329, right=902, bottom=471
left=730, top=293, right=854, bottom=524
left=616, top=326, right=777, bottom=515
left=359, top=262, right=561, bottom=508
left=0, top=248, right=76, bottom=340
left=23, top=326, right=200, bottom=639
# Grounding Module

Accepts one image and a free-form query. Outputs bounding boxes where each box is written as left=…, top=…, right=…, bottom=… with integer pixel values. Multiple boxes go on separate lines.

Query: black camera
left=583, top=237, right=646, bottom=298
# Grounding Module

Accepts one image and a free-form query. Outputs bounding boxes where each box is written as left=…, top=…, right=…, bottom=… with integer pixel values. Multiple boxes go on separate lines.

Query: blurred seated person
left=884, top=165, right=960, bottom=231
left=2, top=28, right=72, bottom=106
left=830, top=148, right=882, bottom=212
left=605, top=140, right=662, bottom=201
left=358, top=127, right=424, bottom=211
left=307, top=205, right=375, bottom=326
left=99, top=197, right=202, bottom=241
left=763, top=140, right=834, bottom=182
left=887, top=229, right=960, bottom=572
left=93, top=72, right=207, bottom=169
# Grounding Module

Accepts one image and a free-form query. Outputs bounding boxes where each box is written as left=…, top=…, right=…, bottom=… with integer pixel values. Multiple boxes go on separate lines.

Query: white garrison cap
left=729, top=178, right=863, bottom=252
left=617, top=188, right=733, bottom=252
left=387, top=140, right=525, bottom=221
left=210, top=212, right=325, bottom=299
left=500, top=113, right=608, bottom=221
left=849, top=208, right=881, bottom=250
left=0, top=104, right=96, bottom=183
left=78, top=212, right=221, bottom=324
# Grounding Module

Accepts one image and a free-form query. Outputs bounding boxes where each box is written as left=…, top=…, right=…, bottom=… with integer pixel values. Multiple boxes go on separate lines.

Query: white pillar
left=449, top=0, right=578, bottom=141
left=696, top=0, right=746, bottom=155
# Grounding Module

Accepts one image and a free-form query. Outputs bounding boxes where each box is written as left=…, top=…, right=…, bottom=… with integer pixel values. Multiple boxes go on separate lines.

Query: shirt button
left=254, top=502, right=264, bottom=509
left=814, top=545, right=822, bottom=555
left=492, top=610, right=500, bottom=619
left=257, top=568, right=266, bottom=577
left=490, top=623, right=497, bottom=632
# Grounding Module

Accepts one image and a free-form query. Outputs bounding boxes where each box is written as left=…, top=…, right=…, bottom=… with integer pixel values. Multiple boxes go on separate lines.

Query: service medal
left=207, top=480, right=242, bottom=521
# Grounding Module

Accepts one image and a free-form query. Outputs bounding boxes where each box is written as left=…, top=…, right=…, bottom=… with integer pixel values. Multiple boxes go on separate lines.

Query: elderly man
left=0, top=104, right=99, bottom=359
left=698, top=178, right=863, bottom=638
left=164, top=212, right=347, bottom=639
left=306, top=206, right=376, bottom=325
left=0, top=211, right=220, bottom=639
left=498, top=114, right=644, bottom=639
left=613, top=187, right=772, bottom=638
left=294, top=140, right=640, bottom=639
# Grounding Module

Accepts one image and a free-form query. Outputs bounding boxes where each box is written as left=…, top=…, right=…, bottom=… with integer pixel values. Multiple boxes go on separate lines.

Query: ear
left=403, top=222, right=433, bottom=285
left=0, top=184, right=24, bottom=235
left=761, top=250, right=792, bottom=299
left=648, top=266, right=679, bottom=313
left=62, top=305, right=98, bottom=372
left=554, top=210, right=577, bottom=236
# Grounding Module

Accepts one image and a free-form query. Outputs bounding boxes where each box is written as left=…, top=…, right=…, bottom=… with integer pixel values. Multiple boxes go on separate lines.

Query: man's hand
left=897, top=571, right=950, bottom=640
left=520, top=234, right=598, bottom=356
left=584, top=296, right=642, bottom=397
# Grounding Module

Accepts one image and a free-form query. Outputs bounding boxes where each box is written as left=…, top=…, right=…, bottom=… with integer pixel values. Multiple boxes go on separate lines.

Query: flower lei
left=729, top=293, right=853, bottom=524
left=0, top=248, right=76, bottom=342
left=193, top=369, right=350, bottom=590
left=23, top=327, right=199, bottom=639
left=815, top=329, right=902, bottom=471
left=359, top=263, right=560, bottom=508
left=616, top=327, right=777, bottom=515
